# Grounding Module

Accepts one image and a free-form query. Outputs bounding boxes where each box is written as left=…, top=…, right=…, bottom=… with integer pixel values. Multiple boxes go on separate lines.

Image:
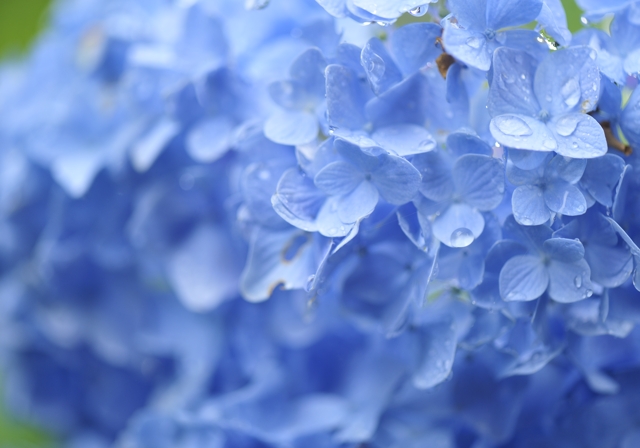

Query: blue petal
left=289, top=47, right=327, bottom=99
left=397, top=202, right=431, bottom=251
left=372, top=124, right=436, bottom=156
left=273, top=168, right=326, bottom=230
left=586, top=242, right=634, bottom=288
left=131, top=118, right=180, bottom=172
left=325, top=64, right=369, bottom=131
left=506, top=158, right=546, bottom=185
left=549, top=113, right=607, bottom=159
left=503, top=214, right=553, bottom=250
left=264, top=110, right=318, bottom=145
left=499, top=255, right=549, bottom=301
left=390, top=23, right=443, bottom=75
left=413, top=321, right=457, bottom=389
left=490, top=114, right=556, bottom=152
left=335, top=138, right=380, bottom=172
left=168, top=225, right=239, bottom=312
left=371, top=154, right=422, bottom=204
left=433, top=203, right=485, bottom=248
left=512, top=185, right=552, bottom=226
left=453, top=154, right=505, bottom=211
left=240, top=229, right=320, bottom=302
left=543, top=237, right=585, bottom=262
left=488, top=48, right=540, bottom=117
left=508, top=148, right=549, bottom=170
left=544, top=180, right=587, bottom=216
left=537, top=0, right=572, bottom=46
left=447, top=130, right=493, bottom=157
left=51, top=152, right=104, bottom=198
left=534, top=46, right=600, bottom=116
left=337, top=181, right=379, bottom=223
left=486, top=0, right=543, bottom=30
left=361, top=38, right=404, bottom=95
left=268, top=80, right=313, bottom=110
left=365, top=73, right=426, bottom=128
left=544, top=154, right=587, bottom=184
left=186, top=117, right=233, bottom=163
left=448, top=0, right=488, bottom=30
left=412, top=151, right=454, bottom=202
left=442, top=25, right=491, bottom=71
left=581, top=154, right=625, bottom=207
left=548, top=258, right=592, bottom=303
left=314, top=161, right=364, bottom=196
left=315, top=198, right=353, bottom=237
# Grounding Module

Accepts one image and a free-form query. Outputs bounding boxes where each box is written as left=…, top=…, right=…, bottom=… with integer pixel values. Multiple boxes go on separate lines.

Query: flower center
left=484, top=28, right=496, bottom=40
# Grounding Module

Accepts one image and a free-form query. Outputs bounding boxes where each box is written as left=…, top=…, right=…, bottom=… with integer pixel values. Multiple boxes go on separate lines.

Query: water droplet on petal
left=409, top=5, right=428, bottom=17
left=494, top=115, right=533, bottom=137
left=581, top=16, right=589, bottom=25
left=543, top=139, right=558, bottom=150
left=574, top=276, right=582, bottom=288
left=306, top=275, right=315, bottom=290
left=245, top=0, right=269, bottom=10
left=466, top=36, right=483, bottom=49
left=366, top=53, right=386, bottom=84
left=585, top=289, right=593, bottom=298
left=561, top=78, right=580, bottom=108
left=555, top=115, right=579, bottom=137
left=450, top=228, right=474, bottom=248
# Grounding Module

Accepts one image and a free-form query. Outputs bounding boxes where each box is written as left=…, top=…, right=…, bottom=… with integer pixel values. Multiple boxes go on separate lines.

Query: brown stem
left=601, top=121, right=633, bottom=156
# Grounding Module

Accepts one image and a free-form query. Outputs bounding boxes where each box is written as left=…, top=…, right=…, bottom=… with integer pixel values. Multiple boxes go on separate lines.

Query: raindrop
left=572, top=141, right=578, bottom=148
left=555, top=115, right=578, bottom=137
left=327, top=227, right=337, bottom=236
left=581, top=16, right=589, bottom=25
left=520, top=74, right=526, bottom=80
left=466, top=36, right=483, bottom=49
left=306, top=275, right=315, bottom=290
left=493, top=115, right=533, bottom=137
left=543, top=139, right=558, bottom=150
left=409, top=5, right=428, bottom=17
left=574, top=276, right=582, bottom=288
left=245, top=0, right=269, bottom=10
left=258, top=169, right=271, bottom=180
left=418, top=138, right=436, bottom=151
left=584, top=289, right=593, bottom=298
left=450, top=228, right=474, bottom=248
left=561, top=78, right=580, bottom=108
left=366, top=53, right=386, bottom=83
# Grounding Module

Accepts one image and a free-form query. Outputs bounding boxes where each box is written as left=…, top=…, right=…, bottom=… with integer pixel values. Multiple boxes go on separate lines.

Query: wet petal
left=499, top=254, right=549, bottom=301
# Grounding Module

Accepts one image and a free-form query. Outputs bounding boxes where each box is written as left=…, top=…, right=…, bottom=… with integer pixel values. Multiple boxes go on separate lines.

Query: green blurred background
left=0, top=0, right=584, bottom=446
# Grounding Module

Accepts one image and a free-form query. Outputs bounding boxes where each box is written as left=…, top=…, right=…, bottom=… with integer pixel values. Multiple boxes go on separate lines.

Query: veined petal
left=264, top=110, right=318, bottom=146
left=432, top=203, right=485, bottom=248
left=337, top=181, right=379, bottom=223
left=544, top=180, right=587, bottom=216
left=499, top=255, right=549, bottom=301
left=314, top=161, right=364, bottom=196
left=453, top=154, right=505, bottom=211
left=512, top=185, right=552, bottom=226
left=371, top=154, right=422, bottom=204
left=548, top=258, right=592, bottom=303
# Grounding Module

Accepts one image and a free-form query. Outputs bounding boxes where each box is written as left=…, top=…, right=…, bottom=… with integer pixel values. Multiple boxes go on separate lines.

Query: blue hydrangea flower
left=442, top=0, right=544, bottom=70
left=507, top=152, right=588, bottom=225
left=489, top=46, right=607, bottom=158
left=499, top=215, right=594, bottom=302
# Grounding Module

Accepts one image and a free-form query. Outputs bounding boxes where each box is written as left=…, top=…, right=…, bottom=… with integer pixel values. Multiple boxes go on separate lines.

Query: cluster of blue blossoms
left=2, top=0, right=640, bottom=446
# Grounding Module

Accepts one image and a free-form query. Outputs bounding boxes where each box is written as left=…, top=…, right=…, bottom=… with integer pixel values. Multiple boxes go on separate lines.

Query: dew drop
left=561, top=78, right=580, bottom=108
left=581, top=16, right=589, bottom=25
left=450, top=228, right=474, bottom=248
left=258, top=169, right=271, bottom=180
left=574, top=276, right=582, bottom=288
left=366, top=53, right=386, bottom=83
left=327, top=227, right=337, bottom=236
left=409, top=5, right=428, bottom=17
left=585, top=289, right=593, bottom=298
left=466, top=36, right=483, bottom=49
left=555, top=115, right=578, bottom=137
left=572, top=141, right=578, bottom=148
left=245, top=0, right=269, bottom=10
left=520, top=74, right=526, bottom=80
left=306, top=274, right=316, bottom=290
left=493, top=115, right=533, bottom=137
left=543, top=139, right=558, bottom=150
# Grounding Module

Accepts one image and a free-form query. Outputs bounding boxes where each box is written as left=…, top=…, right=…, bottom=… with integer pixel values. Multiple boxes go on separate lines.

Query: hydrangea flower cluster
left=2, top=0, right=640, bottom=446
